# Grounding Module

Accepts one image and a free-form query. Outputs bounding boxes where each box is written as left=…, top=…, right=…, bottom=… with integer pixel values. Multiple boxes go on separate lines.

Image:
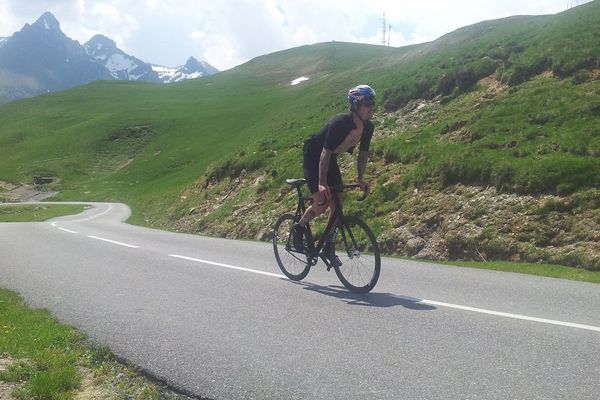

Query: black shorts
left=303, top=151, right=342, bottom=194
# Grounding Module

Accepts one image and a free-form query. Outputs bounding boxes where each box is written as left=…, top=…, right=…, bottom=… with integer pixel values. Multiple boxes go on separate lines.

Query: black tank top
left=303, top=113, right=374, bottom=157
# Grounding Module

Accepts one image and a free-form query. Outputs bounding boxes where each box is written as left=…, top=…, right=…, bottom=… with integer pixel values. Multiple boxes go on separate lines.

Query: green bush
left=484, top=238, right=515, bottom=259
left=550, top=251, right=599, bottom=271
left=571, top=70, right=591, bottom=84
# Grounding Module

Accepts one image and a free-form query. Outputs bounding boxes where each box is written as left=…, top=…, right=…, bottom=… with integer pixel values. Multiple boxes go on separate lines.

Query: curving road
left=1, top=202, right=599, bottom=399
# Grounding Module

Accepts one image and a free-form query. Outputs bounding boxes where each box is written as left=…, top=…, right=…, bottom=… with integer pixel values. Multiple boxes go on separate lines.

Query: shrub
left=440, top=120, right=468, bottom=135
left=436, top=73, right=457, bottom=96
left=379, top=181, right=401, bottom=202
left=535, top=198, right=573, bottom=214
left=455, top=69, right=478, bottom=92
left=550, top=251, right=599, bottom=271
left=445, top=233, right=478, bottom=260
left=473, top=56, right=500, bottom=77
left=493, top=165, right=515, bottom=191
left=484, top=237, right=515, bottom=259
left=500, top=56, right=550, bottom=85
left=588, top=102, right=600, bottom=116
left=571, top=70, right=591, bottom=84
left=382, top=80, right=424, bottom=111
left=572, top=188, right=600, bottom=209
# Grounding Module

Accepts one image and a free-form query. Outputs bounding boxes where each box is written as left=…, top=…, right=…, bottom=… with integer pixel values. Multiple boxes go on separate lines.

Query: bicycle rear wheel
left=332, top=216, right=381, bottom=293
left=273, top=213, right=311, bottom=281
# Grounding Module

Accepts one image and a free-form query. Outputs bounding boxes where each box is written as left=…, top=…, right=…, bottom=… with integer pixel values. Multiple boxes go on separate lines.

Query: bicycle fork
left=338, top=221, right=361, bottom=259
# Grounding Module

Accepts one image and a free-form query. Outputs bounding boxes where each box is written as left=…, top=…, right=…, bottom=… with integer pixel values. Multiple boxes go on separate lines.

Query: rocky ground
left=173, top=169, right=599, bottom=271
left=0, top=180, right=57, bottom=202
left=379, top=184, right=600, bottom=269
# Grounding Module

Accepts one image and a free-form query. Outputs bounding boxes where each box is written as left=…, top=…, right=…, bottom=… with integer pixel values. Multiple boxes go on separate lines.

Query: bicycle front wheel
left=332, top=216, right=381, bottom=293
left=273, top=213, right=311, bottom=281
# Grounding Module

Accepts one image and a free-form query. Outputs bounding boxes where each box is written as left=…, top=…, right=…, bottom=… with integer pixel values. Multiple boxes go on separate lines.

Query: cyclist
left=293, top=84, right=376, bottom=266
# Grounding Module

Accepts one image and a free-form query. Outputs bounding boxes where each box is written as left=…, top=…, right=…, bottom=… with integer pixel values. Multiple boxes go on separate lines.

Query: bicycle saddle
left=286, top=178, right=306, bottom=188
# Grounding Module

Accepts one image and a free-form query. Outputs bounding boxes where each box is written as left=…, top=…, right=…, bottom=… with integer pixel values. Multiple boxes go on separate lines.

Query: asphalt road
left=1, top=202, right=599, bottom=399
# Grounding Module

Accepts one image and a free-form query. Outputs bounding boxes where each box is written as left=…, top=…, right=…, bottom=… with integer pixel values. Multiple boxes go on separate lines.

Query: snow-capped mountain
left=0, top=12, right=219, bottom=101
left=152, top=57, right=219, bottom=83
left=0, top=12, right=114, bottom=100
left=85, top=35, right=160, bottom=83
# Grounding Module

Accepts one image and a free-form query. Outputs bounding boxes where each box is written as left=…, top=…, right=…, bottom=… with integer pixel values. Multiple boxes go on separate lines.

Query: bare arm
left=357, top=150, right=369, bottom=182
left=357, top=150, right=370, bottom=193
left=319, top=148, right=334, bottom=186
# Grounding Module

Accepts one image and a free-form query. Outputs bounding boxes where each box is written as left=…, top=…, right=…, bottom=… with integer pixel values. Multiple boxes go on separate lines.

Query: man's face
left=358, top=102, right=376, bottom=120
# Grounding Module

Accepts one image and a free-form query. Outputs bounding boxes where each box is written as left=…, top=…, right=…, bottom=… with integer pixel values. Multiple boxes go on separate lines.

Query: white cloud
left=79, top=2, right=138, bottom=48
left=0, top=0, right=592, bottom=70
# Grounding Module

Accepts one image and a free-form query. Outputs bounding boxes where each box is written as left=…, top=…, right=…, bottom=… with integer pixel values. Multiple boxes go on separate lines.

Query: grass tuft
left=0, top=289, right=183, bottom=399
left=0, top=205, right=85, bottom=222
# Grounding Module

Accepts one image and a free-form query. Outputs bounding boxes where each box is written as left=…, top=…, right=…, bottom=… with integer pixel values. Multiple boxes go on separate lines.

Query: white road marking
left=58, top=227, right=78, bottom=234
left=169, top=254, right=286, bottom=279
left=87, top=235, right=140, bottom=249
left=169, top=254, right=600, bottom=333
left=51, top=222, right=78, bottom=233
left=50, top=203, right=112, bottom=232
left=415, top=298, right=600, bottom=333
left=73, top=204, right=112, bottom=222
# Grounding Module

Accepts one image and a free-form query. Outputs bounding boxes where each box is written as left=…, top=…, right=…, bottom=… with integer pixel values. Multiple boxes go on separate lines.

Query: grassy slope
left=0, top=42, right=392, bottom=223
left=0, top=2, right=598, bottom=269
left=168, top=3, right=600, bottom=271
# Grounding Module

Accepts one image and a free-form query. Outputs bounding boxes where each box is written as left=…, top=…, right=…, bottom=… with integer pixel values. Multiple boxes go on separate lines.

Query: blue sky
left=0, top=0, right=592, bottom=70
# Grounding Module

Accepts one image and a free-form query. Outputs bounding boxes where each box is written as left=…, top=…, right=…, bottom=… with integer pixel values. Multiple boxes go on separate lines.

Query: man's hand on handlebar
left=358, top=180, right=369, bottom=195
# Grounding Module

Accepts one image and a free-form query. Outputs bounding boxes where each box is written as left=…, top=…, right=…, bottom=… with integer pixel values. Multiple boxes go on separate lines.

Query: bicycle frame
left=275, top=179, right=380, bottom=292
left=290, top=182, right=363, bottom=268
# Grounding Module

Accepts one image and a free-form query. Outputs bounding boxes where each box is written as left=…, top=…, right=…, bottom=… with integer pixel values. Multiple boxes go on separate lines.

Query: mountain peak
left=86, top=34, right=118, bottom=52
left=184, top=56, right=202, bottom=69
left=181, top=56, right=219, bottom=76
left=32, top=12, right=61, bottom=32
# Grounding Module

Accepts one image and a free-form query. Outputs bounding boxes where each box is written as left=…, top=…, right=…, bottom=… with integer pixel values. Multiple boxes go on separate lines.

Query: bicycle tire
left=332, top=215, right=381, bottom=293
left=273, top=213, right=311, bottom=281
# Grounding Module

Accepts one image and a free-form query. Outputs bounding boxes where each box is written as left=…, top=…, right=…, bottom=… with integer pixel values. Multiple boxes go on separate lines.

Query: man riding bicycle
left=293, top=84, right=376, bottom=266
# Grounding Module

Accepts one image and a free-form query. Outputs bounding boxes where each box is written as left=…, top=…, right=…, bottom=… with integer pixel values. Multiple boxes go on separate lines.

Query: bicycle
left=272, top=179, right=381, bottom=293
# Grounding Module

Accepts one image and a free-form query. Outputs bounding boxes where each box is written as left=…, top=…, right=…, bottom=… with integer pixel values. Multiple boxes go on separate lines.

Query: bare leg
left=299, top=201, right=325, bottom=226
left=325, top=192, right=343, bottom=237
left=300, top=192, right=343, bottom=227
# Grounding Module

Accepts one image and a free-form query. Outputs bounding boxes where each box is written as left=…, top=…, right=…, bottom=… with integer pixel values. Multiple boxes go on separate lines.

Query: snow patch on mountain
left=34, top=12, right=61, bottom=32
left=151, top=65, right=179, bottom=83
left=84, top=34, right=160, bottom=82
left=152, top=57, right=218, bottom=83
left=151, top=64, right=194, bottom=83
left=105, top=53, right=138, bottom=77
left=291, top=77, right=309, bottom=86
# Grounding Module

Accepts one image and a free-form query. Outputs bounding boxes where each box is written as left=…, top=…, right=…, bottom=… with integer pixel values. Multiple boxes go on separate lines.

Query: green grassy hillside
left=1, top=2, right=599, bottom=270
